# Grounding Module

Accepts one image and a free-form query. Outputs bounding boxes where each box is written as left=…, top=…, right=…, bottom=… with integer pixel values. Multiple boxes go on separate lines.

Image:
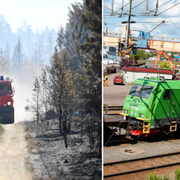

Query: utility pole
left=125, top=0, right=132, bottom=49
left=111, top=0, right=114, bottom=16
left=120, top=0, right=124, bottom=17
left=154, top=0, right=159, bottom=16
left=145, top=0, right=149, bottom=14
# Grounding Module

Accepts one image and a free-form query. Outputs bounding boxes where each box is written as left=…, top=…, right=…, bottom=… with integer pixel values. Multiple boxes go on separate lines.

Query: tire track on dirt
left=0, top=123, right=32, bottom=180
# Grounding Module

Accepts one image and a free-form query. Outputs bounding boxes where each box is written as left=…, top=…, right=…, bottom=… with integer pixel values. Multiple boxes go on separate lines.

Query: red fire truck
left=0, top=76, right=14, bottom=124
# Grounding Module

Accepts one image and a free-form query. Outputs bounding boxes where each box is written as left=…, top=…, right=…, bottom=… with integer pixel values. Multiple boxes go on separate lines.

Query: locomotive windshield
left=129, top=83, right=154, bottom=99
left=0, top=84, right=11, bottom=93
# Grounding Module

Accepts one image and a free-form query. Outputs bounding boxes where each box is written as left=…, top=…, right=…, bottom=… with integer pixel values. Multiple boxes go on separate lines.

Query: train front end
left=120, top=78, right=159, bottom=137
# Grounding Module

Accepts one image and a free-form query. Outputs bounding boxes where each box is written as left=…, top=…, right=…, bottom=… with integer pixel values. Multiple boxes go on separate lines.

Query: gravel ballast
left=104, top=136, right=180, bottom=163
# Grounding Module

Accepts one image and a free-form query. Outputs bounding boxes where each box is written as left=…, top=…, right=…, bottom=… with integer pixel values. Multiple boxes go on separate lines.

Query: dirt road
left=0, top=124, right=32, bottom=180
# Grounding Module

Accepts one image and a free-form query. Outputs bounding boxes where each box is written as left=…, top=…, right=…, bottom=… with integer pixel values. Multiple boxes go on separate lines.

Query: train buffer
left=104, top=117, right=129, bottom=146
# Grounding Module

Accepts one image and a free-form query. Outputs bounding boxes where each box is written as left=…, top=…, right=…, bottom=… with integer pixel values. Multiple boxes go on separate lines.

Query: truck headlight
left=7, top=102, right=11, bottom=105
left=124, top=109, right=128, bottom=114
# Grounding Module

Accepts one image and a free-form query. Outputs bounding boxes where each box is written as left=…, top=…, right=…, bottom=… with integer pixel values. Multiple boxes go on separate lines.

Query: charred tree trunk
left=98, top=119, right=101, bottom=158
left=81, top=116, right=83, bottom=145
left=62, top=121, right=68, bottom=148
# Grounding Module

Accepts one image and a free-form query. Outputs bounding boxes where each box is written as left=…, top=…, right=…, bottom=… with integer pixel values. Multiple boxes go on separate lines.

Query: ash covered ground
left=23, top=119, right=102, bottom=180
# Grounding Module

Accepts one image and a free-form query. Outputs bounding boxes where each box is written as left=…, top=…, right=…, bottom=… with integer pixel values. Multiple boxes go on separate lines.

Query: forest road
left=0, top=123, right=32, bottom=180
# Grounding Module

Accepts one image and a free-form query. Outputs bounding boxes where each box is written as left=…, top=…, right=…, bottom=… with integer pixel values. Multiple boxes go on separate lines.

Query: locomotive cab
left=120, top=77, right=180, bottom=137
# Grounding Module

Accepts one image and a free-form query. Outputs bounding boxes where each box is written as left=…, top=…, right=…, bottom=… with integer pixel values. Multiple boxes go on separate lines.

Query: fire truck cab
left=0, top=76, right=14, bottom=124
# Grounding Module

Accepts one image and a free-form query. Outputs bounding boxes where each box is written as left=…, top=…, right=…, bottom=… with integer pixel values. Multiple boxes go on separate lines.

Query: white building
left=125, top=66, right=173, bottom=83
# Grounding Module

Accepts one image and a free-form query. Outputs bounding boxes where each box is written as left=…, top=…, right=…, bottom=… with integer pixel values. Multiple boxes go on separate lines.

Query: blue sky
left=104, top=0, right=180, bottom=38
left=0, top=0, right=82, bottom=33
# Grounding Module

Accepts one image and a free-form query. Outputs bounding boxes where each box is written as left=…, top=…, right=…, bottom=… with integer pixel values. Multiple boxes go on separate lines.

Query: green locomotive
left=120, top=77, right=180, bottom=137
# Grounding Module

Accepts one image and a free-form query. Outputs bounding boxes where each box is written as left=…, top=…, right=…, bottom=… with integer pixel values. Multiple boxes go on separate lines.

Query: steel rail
left=104, top=151, right=180, bottom=178
left=103, top=106, right=123, bottom=115
left=103, top=106, right=123, bottom=111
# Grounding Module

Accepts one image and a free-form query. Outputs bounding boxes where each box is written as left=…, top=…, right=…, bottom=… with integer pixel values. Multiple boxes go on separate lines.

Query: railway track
left=103, top=106, right=127, bottom=145
left=104, top=151, right=180, bottom=179
left=103, top=106, right=123, bottom=115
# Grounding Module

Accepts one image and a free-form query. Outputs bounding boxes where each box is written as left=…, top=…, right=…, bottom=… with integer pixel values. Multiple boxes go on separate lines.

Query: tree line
left=27, top=0, right=102, bottom=157
left=130, top=49, right=178, bottom=61
left=0, top=15, right=57, bottom=84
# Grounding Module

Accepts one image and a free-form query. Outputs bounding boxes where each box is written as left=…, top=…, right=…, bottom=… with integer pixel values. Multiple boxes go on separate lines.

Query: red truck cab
left=0, top=76, right=14, bottom=124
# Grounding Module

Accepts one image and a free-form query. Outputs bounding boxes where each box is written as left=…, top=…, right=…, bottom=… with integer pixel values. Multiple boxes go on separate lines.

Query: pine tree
left=27, top=77, right=43, bottom=124
left=5, top=41, right=10, bottom=62
left=12, top=38, right=25, bottom=79
left=39, top=67, right=50, bottom=116
left=0, top=48, right=9, bottom=74
left=19, top=21, right=33, bottom=57
left=73, top=0, right=102, bottom=154
left=47, top=31, right=54, bottom=59
left=37, top=34, right=46, bottom=65
left=63, top=3, right=84, bottom=73
left=48, top=47, right=77, bottom=148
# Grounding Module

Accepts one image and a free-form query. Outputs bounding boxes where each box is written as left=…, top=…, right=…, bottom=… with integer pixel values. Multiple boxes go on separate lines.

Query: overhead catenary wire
left=105, top=15, right=125, bottom=19
left=123, top=0, right=147, bottom=15
left=130, top=1, right=176, bottom=16
left=156, top=0, right=172, bottom=9
left=131, top=0, right=146, bottom=11
left=147, top=0, right=172, bottom=14
left=158, top=2, right=180, bottom=16
left=105, top=18, right=180, bottom=28
left=104, top=4, right=112, bottom=11
left=104, top=0, right=180, bottom=49
left=104, top=0, right=176, bottom=17
left=107, top=0, right=173, bottom=17
left=104, top=20, right=180, bottom=37
left=106, top=21, right=163, bottom=25
left=104, top=6, right=113, bottom=13
left=114, top=0, right=135, bottom=14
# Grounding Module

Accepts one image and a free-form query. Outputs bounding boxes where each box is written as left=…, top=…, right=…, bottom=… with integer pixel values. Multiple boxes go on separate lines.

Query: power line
left=104, top=16, right=124, bottom=19
left=123, top=0, right=146, bottom=15
left=104, top=0, right=178, bottom=18
left=114, top=0, right=147, bottom=17
left=105, top=21, right=180, bottom=36
left=131, top=0, right=146, bottom=11
left=114, top=0, right=135, bottom=14
left=135, top=21, right=163, bottom=23
left=103, top=0, right=180, bottom=45
left=104, top=6, right=112, bottom=12
left=125, top=0, right=173, bottom=16
left=158, top=2, right=180, bottom=16
left=130, top=28, right=180, bottom=37
left=157, top=0, right=172, bottom=9
left=147, top=0, right=172, bottom=15
left=106, top=21, right=163, bottom=25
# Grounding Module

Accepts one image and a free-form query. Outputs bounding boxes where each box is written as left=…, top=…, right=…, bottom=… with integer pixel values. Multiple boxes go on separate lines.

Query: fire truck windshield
left=0, top=84, right=11, bottom=93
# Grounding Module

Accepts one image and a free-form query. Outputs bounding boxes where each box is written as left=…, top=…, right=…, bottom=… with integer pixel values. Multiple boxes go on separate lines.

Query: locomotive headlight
left=124, top=109, right=128, bottom=114
left=7, top=101, right=11, bottom=105
left=139, top=113, right=144, bottom=118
